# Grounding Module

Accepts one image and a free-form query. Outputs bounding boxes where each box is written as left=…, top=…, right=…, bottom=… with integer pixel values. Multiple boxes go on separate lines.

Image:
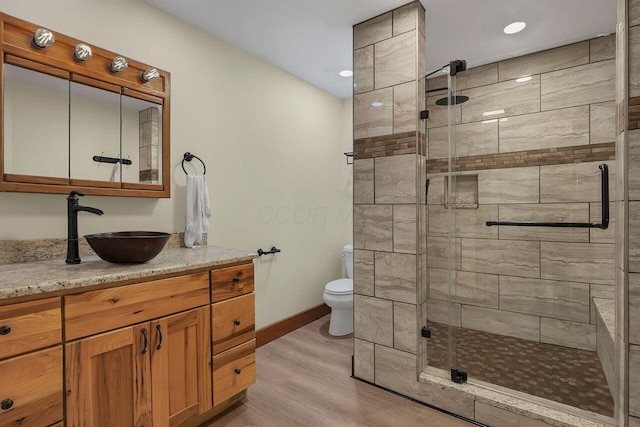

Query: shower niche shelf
left=444, top=174, right=478, bottom=209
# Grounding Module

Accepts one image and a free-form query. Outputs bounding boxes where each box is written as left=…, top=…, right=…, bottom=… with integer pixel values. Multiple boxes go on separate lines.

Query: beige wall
left=0, top=0, right=353, bottom=328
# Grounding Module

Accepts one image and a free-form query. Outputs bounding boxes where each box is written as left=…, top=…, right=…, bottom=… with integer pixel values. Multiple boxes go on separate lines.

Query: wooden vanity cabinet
left=0, top=298, right=63, bottom=427
left=211, top=264, right=257, bottom=408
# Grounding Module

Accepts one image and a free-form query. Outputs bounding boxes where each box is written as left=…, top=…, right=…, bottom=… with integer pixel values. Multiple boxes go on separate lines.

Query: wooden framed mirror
left=0, top=13, right=171, bottom=198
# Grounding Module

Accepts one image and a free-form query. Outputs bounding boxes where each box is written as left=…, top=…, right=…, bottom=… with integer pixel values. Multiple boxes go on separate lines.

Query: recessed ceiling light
left=516, top=76, right=532, bottom=83
left=371, top=101, right=383, bottom=107
left=339, top=70, right=353, bottom=77
left=504, top=21, right=526, bottom=35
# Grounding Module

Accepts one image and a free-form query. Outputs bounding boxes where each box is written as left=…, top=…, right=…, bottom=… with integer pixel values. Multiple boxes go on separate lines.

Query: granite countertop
left=0, top=245, right=257, bottom=301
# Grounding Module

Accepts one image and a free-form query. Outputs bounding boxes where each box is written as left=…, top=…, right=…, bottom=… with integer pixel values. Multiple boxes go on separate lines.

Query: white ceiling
left=146, top=0, right=616, bottom=99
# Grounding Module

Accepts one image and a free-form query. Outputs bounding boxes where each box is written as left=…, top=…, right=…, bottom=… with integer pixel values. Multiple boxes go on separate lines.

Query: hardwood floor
left=211, top=316, right=472, bottom=427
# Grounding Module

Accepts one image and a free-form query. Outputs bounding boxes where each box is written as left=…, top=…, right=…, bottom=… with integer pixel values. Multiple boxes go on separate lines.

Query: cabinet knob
left=0, top=326, right=10, bottom=336
left=233, top=319, right=241, bottom=326
left=1, top=399, right=13, bottom=410
left=232, top=277, right=240, bottom=283
left=234, top=368, right=242, bottom=375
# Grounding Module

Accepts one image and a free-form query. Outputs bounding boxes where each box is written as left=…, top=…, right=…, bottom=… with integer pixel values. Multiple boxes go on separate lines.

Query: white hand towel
left=109, top=161, right=121, bottom=182
left=184, top=174, right=211, bottom=248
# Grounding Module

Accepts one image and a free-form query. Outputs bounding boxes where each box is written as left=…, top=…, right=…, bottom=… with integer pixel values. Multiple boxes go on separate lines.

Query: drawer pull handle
left=0, top=326, right=10, bottom=336
left=234, top=319, right=241, bottom=326
left=233, top=277, right=240, bottom=283
left=1, top=399, right=13, bottom=410
left=141, top=328, right=148, bottom=354
left=234, top=368, right=242, bottom=375
left=156, top=325, right=163, bottom=350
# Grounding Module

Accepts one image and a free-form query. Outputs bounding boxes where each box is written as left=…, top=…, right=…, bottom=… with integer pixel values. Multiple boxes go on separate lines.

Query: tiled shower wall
left=424, top=37, right=617, bottom=352
left=352, top=0, right=424, bottom=378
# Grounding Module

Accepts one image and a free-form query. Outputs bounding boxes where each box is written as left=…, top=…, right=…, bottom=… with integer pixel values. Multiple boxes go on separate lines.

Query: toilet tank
left=343, top=244, right=354, bottom=279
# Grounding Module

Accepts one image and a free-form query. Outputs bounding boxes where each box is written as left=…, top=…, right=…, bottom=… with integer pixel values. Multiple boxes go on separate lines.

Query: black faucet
left=66, top=191, right=104, bottom=264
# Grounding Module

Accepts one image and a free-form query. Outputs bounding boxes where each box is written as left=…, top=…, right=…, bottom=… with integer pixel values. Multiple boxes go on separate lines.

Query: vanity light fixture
left=504, top=21, right=526, bottom=34
left=339, top=70, right=353, bottom=77
left=516, top=76, right=532, bottom=83
left=73, top=44, right=92, bottom=62
left=141, top=67, right=160, bottom=83
left=109, top=56, right=128, bottom=73
left=32, top=28, right=55, bottom=49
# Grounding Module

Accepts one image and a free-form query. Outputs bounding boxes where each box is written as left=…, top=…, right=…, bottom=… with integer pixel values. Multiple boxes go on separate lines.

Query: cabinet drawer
left=0, top=297, right=61, bottom=359
left=213, top=339, right=256, bottom=407
left=65, top=272, right=210, bottom=340
left=212, top=293, right=255, bottom=354
left=0, top=346, right=63, bottom=427
left=211, top=263, right=254, bottom=302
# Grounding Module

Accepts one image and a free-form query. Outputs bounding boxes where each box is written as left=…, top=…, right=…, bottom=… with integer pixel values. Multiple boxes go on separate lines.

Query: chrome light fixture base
left=109, top=56, right=128, bottom=73
left=141, top=67, right=160, bottom=83
left=32, top=28, right=55, bottom=49
left=73, top=44, right=92, bottom=62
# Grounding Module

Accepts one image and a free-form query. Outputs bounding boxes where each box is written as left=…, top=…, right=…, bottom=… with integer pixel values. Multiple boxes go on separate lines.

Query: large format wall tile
left=427, top=298, right=461, bottom=326
left=631, top=131, right=640, bottom=200
left=375, top=252, right=416, bottom=303
left=427, top=236, right=460, bottom=269
left=590, top=35, right=616, bottom=62
left=374, top=31, right=416, bottom=89
left=375, top=154, right=416, bottom=203
left=541, top=59, right=615, bottom=110
left=354, top=159, right=374, bottom=204
left=354, top=12, right=392, bottom=50
left=354, top=205, right=393, bottom=251
left=394, top=301, right=417, bottom=353
left=461, top=305, right=540, bottom=341
left=394, top=81, right=417, bottom=133
left=429, top=268, right=499, bottom=309
left=540, top=242, right=614, bottom=284
left=354, top=88, right=393, bottom=139
left=590, top=202, right=615, bottom=244
left=394, top=204, right=416, bottom=253
left=429, top=120, right=498, bottom=159
left=460, top=77, right=541, bottom=123
left=630, top=273, right=640, bottom=344
left=354, top=295, right=393, bottom=346
left=374, top=345, right=475, bottom=419
left=428, top=205, right=498, bottom=239
left=498, top=41, right=589, bottom=82
left=540, top=318, right=596, bottom=351
left=498, top=106, right=590, bottom=153
left=478, top=167, right=539, bottom=204
left=456, top=63, right=498, bottom=90
left=354, top=338, right=375, bottom=382
left=462, top=238, right=540, bottom=278
left=499, top=276, right=590, bottom=322
left=631, top=26, right=640, bottom=97
left=590, top=283, right=615, bottom=324
left=631, top=345, right=640, bottom=417
left=498, top=203, right=590, bottom=243
left=426, top=174, right=446, bottom=205
left=590, top=101, right=617, bottom=144
left=354, top=249, right=375, bottom=296
left=632, top=0, right=640, bottom=27
left=392, top=2, right=416, bottom=36
left=426, top=97, right=461, bottom=129
left=631, top=201, right=640, bottom=272
left=540, top=161, right=615, bottom=203
left=354, top=46, right=374, bottom=95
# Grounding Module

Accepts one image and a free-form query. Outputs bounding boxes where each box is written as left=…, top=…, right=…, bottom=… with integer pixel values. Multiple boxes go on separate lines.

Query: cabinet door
left=66, top=324, right=152, bottom=427
left=151, top=306, right=212, bottom=427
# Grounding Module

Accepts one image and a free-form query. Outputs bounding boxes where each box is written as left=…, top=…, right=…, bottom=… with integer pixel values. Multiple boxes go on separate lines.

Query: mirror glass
left=3, top=64, right=69, bottom=178
left=121, top=94, right=163, bottom=185
left=69, top=82, right=120, bottom=182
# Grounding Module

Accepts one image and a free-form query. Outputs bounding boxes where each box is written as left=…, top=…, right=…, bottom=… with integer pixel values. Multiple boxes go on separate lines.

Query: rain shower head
left=435, top=95, right=469, bottom=106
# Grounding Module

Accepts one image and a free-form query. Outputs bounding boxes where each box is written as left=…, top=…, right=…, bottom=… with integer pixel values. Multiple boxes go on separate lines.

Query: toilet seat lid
left=325, top=278, right=353, bottom=295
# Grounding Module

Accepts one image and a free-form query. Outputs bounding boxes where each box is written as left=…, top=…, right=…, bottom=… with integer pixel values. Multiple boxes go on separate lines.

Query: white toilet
left=323, top=244, right=354, bottom=336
